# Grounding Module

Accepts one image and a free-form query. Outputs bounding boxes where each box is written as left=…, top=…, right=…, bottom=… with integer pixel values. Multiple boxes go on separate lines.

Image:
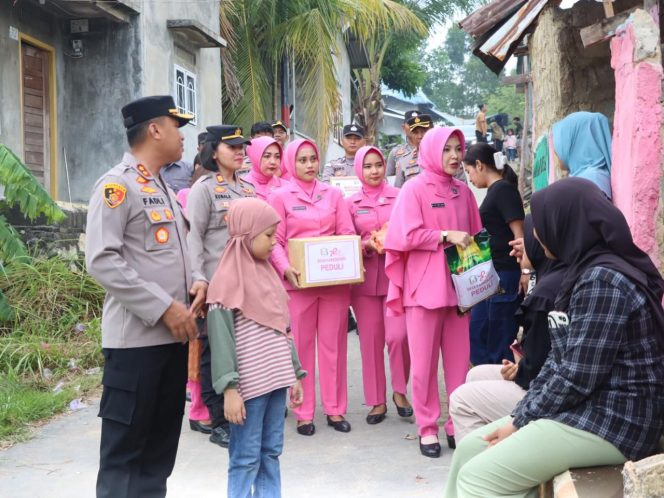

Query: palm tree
left=219, top=0, right=426, bottom=151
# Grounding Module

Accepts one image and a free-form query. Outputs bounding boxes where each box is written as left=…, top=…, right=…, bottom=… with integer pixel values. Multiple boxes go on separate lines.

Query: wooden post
left=603, top=0, right=615, bottom=17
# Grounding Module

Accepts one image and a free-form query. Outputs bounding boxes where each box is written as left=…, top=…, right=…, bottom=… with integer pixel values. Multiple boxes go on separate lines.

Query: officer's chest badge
left=216, top=174, right=224, bottom=184
left=135, top=176, right=149, bottom=185
left=242, top=187, right=254, bottom=195
left=215, top=186, right=227, bottom=193
left=164, top=209, right=174, bottom=220
left=141, top=186, right=158, bottom=194
left=103, top=183, right=127, bottom=209
left=137, top=164, right=151, bottom=178
left=150, top=210, right=162, bottom=222
left=155, top=227, right=170, bottom=244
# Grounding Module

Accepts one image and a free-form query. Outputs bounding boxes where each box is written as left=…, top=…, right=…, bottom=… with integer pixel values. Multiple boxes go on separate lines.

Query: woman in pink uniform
left=270, top=139, right=356, bottom=436
left=244, top=137, right=289, bottom=201
left=384, top=127, right=482, bottom=458
left=345, top=145, right=412, bottom=425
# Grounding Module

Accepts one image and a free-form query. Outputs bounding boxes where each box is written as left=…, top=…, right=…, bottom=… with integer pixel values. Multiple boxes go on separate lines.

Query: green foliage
left=486, top=85, right=525, bottom=124
left=423, top=26, right=500, bottom=118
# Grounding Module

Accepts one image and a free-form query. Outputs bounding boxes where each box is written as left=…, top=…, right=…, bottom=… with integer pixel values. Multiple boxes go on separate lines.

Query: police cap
left=406, top=113, right=433, bottom=131
left=205, top=125, right=251, bottom=146
left=272, top=120, right=288, bottom=132
left=343, top=124, right=364, bottom=138
left=121, top=95, right=192, bottom=129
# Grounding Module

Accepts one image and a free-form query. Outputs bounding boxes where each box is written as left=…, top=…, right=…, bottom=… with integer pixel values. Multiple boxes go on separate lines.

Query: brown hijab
left=206, top=198, right=289, bottom=334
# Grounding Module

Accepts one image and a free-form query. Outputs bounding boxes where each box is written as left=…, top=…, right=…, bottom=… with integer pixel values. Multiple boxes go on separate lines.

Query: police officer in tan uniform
left=86, top=95, right=207, bottom=498
left=187, top=124, right=256, bottom=447
left=321, top=124, right=366, bottom=182
left=394, top=113, right=433, bottom=188
left=385, top=110, right=419, bottom=177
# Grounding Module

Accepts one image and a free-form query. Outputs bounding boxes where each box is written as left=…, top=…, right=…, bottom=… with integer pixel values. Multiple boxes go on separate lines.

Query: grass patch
left=0, top=257, right=104, bottom=444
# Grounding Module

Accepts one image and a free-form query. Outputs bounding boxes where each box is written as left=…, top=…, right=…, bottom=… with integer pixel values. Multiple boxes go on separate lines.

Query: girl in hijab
left=206, top=198, right=305, bottom=498
left=444, top=178, right=664, bottom=498
left=463, top=143, right=525, bottom=366
left=384, top=127, right=483, bottom=457
left=449, top=215, right=566, bottom=443
left=269, top=139, right=356, bottom=436
left=244, top=137, right=289, bottom=201
left=551, top=111, right=612, bottom=198
left=345, top=146, right=412, bottom=425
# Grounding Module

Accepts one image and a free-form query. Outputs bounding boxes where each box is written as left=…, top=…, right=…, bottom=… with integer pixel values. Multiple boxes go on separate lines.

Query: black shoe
left=419, top=437, right=441, bottom=458
left=296, top=422, right=316, bottom=436
left=189, top=419, right=212, bottom=434
left=209, top=426, right=230, bottom=448
left=186, top=391, right=192, bottom=402
left=446, top=434, right=456, bottom=449
left=392, top=394, right=414, bottom=418
left=327, top=416, right=351, bottom=433
left=366, top=405, right=387, bottom=425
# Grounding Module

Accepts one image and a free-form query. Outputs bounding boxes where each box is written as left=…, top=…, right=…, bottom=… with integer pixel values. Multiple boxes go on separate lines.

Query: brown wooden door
left=21, top=42, right=51, bottom=190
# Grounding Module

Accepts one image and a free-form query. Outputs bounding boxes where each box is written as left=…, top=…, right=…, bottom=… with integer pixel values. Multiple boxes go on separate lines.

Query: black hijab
left=521, top=215, right=567, bottom=313
left=531, top=178, right=664, bottom=333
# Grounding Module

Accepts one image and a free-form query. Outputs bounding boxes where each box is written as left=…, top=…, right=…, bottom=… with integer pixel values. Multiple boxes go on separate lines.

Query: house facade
left=0, top=0, right=224, bottom=203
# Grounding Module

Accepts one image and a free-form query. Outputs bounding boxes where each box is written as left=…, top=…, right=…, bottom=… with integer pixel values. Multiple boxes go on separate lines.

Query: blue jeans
left=228, top=388, right=287, bottom=498
left=506, top=148, right=517, bottom=161
left=469, top=270, right=522, bottom=365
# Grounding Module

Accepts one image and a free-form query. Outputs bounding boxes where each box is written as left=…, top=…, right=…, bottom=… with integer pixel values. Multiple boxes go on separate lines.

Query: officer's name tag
left=142, top=197, right=166, bottom=206
left=293, top=206, right=306, bottom=211
left=356, top=209, right=371, bottom=214
left=431, top=202, right=446, bottom=208
left=215, top=194, right=232, bottom=200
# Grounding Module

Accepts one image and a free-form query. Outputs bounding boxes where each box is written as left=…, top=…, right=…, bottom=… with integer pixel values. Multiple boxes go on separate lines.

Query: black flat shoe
left=296, top=423, right=316, bottom=436
left=209, top=426, right=230, bottom=448
left=189, top=419, right=212, bottom=434
left=366, top=407, right=387, bottom=425
left=447, top=434, right=456, bottom=449
left=326, top=416, right=352, bottom=433
left=392, top=394, right=414, bottom=418
left=419, top=437, right=441, bottom=458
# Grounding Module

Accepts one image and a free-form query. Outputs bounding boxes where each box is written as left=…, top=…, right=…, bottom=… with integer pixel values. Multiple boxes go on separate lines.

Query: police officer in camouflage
left=321, top=124, right=366, bottom=182
left=394, top=112, right=433, bottom=188
left=86, top=95, right=207, bottom=498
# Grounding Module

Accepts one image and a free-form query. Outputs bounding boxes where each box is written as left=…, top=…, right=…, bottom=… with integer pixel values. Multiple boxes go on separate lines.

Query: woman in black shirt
left=463, top=143, right=524, bottom=365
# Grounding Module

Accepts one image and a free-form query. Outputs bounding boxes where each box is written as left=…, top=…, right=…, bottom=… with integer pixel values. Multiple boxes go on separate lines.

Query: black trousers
left=96, top=343, right=187, bottom=498
left=199, top=335, right=228, bottom=429
left=475, top=130, right=487, bottom=143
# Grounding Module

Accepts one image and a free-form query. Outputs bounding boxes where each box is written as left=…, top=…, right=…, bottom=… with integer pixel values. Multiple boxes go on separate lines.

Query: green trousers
left=444, top=416, right=626, bottom=498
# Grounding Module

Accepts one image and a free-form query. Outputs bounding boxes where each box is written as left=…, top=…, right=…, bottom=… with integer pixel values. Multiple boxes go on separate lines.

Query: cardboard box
left=329, top=176, right=362, bottom=198
left=288, top=235, right=364, bottom=288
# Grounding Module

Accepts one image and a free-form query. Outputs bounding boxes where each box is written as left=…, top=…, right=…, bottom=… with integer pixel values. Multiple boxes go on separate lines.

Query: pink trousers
left=405, top=306, right=470, bottom=437
left=288, top=286, right=350, bottom=421
left=351, top=295, right=410, bottom=406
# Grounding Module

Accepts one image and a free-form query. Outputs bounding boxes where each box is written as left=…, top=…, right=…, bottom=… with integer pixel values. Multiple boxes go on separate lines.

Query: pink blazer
left=270, top=179, right=355, bottom=290
left=345, top=185, right=399, bottom=297
left=384, top=171, right=482, bottom=313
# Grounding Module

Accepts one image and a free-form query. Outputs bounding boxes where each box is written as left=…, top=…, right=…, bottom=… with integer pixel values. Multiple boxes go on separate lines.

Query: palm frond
left=0, top=215, right=27, bottom=261
left=0, top=145, right=65, bottom=223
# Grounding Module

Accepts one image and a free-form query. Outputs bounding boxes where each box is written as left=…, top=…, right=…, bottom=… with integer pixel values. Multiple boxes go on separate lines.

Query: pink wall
left=610, top=19, right=662, bottom=267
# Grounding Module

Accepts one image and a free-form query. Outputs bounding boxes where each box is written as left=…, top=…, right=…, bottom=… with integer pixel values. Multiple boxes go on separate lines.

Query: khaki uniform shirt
left=187, top=172, right=256, bottom=282
left=85, top=152, right=193, bottom=349
left=321, top=156, right=355, bottom=182
left=386, top=143, right=413, bottom=177
left=394, top=148, right=421, bottom=187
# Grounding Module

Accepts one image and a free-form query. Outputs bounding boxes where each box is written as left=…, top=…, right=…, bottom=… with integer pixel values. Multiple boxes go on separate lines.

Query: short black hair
left=513, top=117, right=521, bottom=121
left=478, top=103, right=485, bottom=110
left=126, top=118, right=162, bottom=147
left=197, top=132, right=207, bottom=144
left=250, top=121, right=274, bottom=138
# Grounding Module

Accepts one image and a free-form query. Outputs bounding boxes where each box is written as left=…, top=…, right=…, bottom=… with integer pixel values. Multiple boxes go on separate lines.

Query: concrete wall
left=324, top=36, right=352, bottom=164
left=0, top=1, right=223, bottom=203
left=610, top=9, right=663, bottom=268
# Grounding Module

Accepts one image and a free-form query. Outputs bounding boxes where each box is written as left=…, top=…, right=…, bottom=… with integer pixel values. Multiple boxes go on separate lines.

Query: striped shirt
left=512, top=267, right=664, bottom=460
left=234, top=310, right=297, bottom=402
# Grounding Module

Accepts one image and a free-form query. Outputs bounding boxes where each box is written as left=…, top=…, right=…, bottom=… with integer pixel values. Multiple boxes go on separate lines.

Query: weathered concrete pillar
left=610, top=9, right=662, bottom=268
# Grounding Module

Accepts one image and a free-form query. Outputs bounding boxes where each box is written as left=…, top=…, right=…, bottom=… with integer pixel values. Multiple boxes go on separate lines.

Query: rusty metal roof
left=460, top=0, right=549, bottom=75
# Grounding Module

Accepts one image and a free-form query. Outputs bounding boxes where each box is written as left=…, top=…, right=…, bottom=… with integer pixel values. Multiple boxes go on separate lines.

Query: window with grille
left=173, top=64, right=196, bottom=124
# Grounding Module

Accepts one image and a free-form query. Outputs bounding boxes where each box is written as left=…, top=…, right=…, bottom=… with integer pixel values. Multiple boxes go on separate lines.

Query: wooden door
left=21, top=42, right=51, bottom=190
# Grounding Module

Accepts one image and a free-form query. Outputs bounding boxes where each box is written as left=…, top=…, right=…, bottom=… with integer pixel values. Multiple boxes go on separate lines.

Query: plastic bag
left=444, top=229, right=500, bottom=311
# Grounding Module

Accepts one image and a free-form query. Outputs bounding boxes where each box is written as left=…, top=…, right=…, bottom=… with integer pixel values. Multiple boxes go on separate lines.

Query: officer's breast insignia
left=136, top=176, right=149, bottom=185
left=221, top=201, right=230, bottom=208
left=103, top=183, right=127, bottom=209
left=141, top=186, right=158, bottom=194
left=150, top=210, right=162, bottom=222
left=155, top=227, right=170, bottom=244
left=396, top=148, right=404, bottom=156
left=215, top=186, right=227, bottom=193
left=164, top=209, right=174, bottom=220
left=216, top=174, right=224, bottom=184
left=242, top=187, right=254, bottom=195
left=137, top=164, right=151, bottom=177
